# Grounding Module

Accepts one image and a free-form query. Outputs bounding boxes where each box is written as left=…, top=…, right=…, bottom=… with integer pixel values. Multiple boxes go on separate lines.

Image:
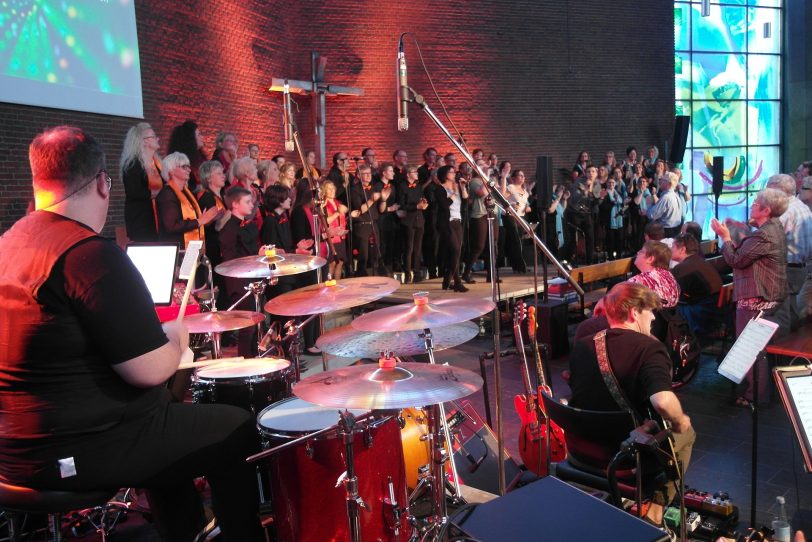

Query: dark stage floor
left=7, top=317, right=810, bottom=541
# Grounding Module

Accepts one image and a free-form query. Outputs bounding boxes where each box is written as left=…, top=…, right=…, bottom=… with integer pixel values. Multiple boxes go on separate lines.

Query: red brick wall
left=0, top=0, right=675, bottom=235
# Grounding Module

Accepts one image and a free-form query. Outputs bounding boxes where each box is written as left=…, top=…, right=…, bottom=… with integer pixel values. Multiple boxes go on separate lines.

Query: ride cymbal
left=215, top=253, right=326, bottom=279
left=265, top=277, right=400, bottom=316
left=351, top=294, right=495, bottom=332
left=316, top=321, right=478, bottom=358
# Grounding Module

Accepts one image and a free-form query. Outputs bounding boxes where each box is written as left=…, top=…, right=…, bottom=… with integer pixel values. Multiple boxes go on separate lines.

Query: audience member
left=647, top=174, right=683, bottom=238
left=671, top=233, right=722, bottom=334
left=629, top=240, right=680, bottom=307
left=710, top=187, right=788, bottom=405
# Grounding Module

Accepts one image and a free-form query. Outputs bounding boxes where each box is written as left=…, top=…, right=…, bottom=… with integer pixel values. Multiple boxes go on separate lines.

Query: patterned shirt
left=779, top=196, right=812, bottom=265
left=629, top=267, right=681, bottom=308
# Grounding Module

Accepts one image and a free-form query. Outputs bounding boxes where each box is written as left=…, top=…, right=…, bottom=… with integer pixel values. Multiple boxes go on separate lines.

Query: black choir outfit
left=398, top=179, right=425, bottom=282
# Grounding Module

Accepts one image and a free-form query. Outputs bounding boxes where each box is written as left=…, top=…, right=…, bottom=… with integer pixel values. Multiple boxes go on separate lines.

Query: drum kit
left=182, top=251, right=494, bottom=541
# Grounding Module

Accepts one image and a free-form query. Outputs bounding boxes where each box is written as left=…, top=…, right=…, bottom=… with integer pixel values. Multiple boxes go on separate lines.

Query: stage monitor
left=773, top=366, right=812, bottom=473
left=126, top=244, right=178, bottom=306
left=0, top=1, right=143, bottom=118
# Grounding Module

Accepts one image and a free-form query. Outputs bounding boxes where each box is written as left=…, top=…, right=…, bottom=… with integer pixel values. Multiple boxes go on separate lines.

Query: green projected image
left=674, top=1, right=781, bottom=229
left=0, top=0, right=143, bottom=117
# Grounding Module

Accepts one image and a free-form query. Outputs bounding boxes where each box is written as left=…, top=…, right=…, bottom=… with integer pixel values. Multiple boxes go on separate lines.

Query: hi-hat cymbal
left=351, top=295, right=495, bottom=332
left=264, top=277, right=400, bottom=316
left=293, top=362, right=483, bottom=410
left=185, top=310, right=265, bottom=333
left=316, top=321, right=479, bottom=358
left=215, top=253, right=326, bottom=279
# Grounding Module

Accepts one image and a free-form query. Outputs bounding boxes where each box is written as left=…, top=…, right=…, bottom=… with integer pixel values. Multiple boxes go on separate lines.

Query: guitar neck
left=527, top=306, right=548, bottom=390
left=513, top=321, right=534, bottom=398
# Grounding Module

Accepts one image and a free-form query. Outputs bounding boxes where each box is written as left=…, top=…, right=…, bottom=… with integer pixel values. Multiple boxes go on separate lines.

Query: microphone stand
left=289, top=115, right=330, bottom=371
left=404, top=86, right=584, bottom=496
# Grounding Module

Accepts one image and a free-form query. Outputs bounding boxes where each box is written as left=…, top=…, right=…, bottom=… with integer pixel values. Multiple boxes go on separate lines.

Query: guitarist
left=568, top=282, right=695, bottom=531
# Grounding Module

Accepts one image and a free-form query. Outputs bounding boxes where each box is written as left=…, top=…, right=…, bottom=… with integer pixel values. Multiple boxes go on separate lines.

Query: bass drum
left=257, top=398, right=408, bottom=542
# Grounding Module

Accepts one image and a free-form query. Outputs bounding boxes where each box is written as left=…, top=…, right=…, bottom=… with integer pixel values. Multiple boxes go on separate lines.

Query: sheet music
left=718, top=317, right=779, bottom=384
left=787, top=375, right=812, bottom=452
left=178, top=240, right=203, bottom=280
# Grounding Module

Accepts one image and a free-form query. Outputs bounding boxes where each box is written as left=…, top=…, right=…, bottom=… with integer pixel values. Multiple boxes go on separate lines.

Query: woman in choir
left=155, top=152, right=220, bottom=249
left=435, top=165, right=469, bottom=292
left=320, top=180, right=348, bottom=279
left=504, top=169, right=531, bottom=273
left=120, top=122, right=163, bottom=242
left=168, top=120, right=207, bottom=193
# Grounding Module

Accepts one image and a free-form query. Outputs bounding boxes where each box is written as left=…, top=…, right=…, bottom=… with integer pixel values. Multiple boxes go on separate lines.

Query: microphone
left=397, top=40, right=409, bottom=132
left=283, top=82, right=295, bottom=152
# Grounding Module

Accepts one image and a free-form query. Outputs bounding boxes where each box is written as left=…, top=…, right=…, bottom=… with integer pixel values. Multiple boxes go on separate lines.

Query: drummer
left=219, top=186, right=268, bottom=357
left=0, top=126, right=264, bottom=541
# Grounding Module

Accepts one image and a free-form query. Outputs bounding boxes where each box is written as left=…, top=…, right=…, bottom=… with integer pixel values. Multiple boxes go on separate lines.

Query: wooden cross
left=268, top=51, right=364, bottom=170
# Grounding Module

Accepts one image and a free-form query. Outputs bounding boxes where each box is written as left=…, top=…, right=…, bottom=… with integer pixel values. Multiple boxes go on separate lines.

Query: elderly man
left=766, top=173, right=812, bottom=329
left=647, top=173, right=684, bottom=238
left=0, top=126, right=264, bottom=541
left=569, top=282, right=694, bottom=533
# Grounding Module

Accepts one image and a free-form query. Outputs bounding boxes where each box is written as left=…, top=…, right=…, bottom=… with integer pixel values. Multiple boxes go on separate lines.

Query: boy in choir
left=219, top=186, right=262, bottom=357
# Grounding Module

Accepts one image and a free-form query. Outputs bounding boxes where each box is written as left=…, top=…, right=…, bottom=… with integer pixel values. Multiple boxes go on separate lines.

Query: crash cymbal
left=265, top=277, right=400, bottom=316
left=293, top=361, right=483, bottom=410
left=215, top=253, right=326, bottom=279
left=316, top=321, right=479, bottom=358
left=184, top=310, right=265, bottom=333
left=351, top=294, right=495, bottom=332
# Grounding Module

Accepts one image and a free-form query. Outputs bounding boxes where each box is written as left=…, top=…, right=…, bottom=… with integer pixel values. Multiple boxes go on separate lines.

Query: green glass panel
left=746, top=146, right=779, bottom=190
left=692, top=101, right=746, bottom=148
left=691, top=4, right=746, bottom=52
left=747, top=7, right=780, bottom=53
left=747, top=54, right=780, bottom=99
left=690, top=53, right=746, bottom=101
left=748, top=101, right=780, bottom=145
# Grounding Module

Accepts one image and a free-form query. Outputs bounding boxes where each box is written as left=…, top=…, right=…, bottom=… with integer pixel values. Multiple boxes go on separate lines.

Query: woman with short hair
left=629, top=240, right=680, bottom=308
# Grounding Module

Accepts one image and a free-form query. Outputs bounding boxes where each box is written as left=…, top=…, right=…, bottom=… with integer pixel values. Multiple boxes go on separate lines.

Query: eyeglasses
left=96, top=169, right=112, bottom=190
left=180, top=164, right=192, bottom=171
left=143, top=135, right=158, bottom=140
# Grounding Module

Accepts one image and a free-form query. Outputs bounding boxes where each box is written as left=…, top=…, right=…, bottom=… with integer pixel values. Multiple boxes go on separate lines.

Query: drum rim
left=256, top=397, right=385, bottom=440
left=192, top=367, right=291, bottom=385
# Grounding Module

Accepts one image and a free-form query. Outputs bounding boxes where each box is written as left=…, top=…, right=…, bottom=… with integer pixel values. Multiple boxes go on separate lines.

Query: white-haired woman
left=711, top=187, right=788, bottom=406
left=155, top=152, right=220, bottom=248
left=120, top=122, right=163, bottom=242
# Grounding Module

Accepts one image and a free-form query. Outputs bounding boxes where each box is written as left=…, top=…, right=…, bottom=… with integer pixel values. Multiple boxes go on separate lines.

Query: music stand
left=773, top=365, right=812, bottom=473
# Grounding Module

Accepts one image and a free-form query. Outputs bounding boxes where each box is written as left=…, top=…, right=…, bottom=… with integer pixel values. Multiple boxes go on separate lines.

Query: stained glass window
left=674, top=1, right=781, bottom=233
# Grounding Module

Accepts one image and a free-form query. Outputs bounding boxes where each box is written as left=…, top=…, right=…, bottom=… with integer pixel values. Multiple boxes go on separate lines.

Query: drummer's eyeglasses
left=96, top=169, right=112, bottom=190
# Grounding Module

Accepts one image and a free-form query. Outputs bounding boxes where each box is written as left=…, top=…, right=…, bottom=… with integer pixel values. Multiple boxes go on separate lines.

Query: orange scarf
left=167, top=182, right=204, bottom=248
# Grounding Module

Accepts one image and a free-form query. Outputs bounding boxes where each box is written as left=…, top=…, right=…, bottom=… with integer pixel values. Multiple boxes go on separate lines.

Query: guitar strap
left=593, top=330, right=640, bottom=426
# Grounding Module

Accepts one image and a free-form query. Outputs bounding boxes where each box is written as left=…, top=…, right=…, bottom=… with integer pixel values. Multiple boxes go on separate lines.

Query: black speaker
left=535, top=156, right=553, bottom=209
left=669, top=115, right=690, bottom=164
left=536, top=299, right=570, bottom=358
left=448, top=401, right=522, bottom=495
left=449, top=476, right=669, bottom=541
left=712, top=156, right=724, bottom=197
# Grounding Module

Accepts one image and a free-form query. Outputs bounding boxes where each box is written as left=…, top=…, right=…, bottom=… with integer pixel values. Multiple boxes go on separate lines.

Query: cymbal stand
left=415, top=328, right=463, bottom=538
left=279, top=315, right=318, bottom=381
left=338, top=410, right=366, bottom=542
left=228, top=277, right=271, bottom=354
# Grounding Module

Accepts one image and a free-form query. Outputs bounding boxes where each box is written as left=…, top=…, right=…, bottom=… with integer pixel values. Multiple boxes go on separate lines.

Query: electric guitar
left=513, top=302, right=567, bottom=475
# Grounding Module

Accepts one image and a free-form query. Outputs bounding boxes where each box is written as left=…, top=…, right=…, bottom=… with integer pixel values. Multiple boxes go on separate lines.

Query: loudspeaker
left=449, top=476, right=668, bottom=541
left=535, top=156, right=553, bottom=209
left=712, top=156, right=724, bottom=197
left=669, top=115, right=690, bottom=164
left=448, top=401, right=522, bottom=495
left=536, top=299, right=570, bottom=358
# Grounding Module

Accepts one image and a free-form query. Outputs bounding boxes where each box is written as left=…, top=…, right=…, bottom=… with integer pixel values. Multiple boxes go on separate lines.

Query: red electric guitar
left=512, top=302, right=567, bottom=475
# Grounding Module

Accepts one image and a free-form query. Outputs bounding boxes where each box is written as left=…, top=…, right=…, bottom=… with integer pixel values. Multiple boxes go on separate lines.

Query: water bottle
left=771, top=495, right=791, bottom=542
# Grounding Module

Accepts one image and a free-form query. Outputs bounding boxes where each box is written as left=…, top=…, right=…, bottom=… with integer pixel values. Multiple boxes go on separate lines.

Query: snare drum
left=257, top=397, right=408, bottom=542
left=191, top=358, right=291, bottom=413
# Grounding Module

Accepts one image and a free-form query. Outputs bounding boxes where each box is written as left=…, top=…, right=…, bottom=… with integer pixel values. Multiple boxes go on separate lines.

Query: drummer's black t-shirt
left=0, top=234, right=168, bottom=443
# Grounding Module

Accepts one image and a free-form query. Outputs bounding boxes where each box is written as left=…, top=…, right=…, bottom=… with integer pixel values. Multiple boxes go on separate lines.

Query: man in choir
left=349, top=164, right=381, bottom=276
left=398, top=165, right=428, bottom=283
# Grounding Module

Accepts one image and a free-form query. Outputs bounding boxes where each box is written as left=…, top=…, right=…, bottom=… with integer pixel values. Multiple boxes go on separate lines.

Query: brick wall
left=0, top=0, right=675, bottom=235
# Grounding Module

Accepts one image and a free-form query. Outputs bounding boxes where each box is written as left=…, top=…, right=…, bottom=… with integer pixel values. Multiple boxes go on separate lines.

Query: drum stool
left=0, top=481, right=118, bottom=541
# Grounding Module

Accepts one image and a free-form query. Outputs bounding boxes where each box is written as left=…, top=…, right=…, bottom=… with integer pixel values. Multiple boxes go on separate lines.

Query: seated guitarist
left=568, top=282, right=695, bottom=530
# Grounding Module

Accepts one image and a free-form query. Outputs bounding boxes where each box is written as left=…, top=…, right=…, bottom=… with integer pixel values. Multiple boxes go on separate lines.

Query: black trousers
left=422, top=212, right=440, bottom=277
left=441, top=219, right=463, bottom=285
left=379, top=214, right=401, bottom=270
left=464, top=215, right=488, bottom=275
left=403, top=223, right=424, bottom=276
left=564, top=211, right=594, bottom=265
left=504, top=216, right=527, bottom=273
left=11, top=392, right=264, bottom=542
left=352, top=222, right=373, bottom=276
left=606, top=226, right=623, bottom=259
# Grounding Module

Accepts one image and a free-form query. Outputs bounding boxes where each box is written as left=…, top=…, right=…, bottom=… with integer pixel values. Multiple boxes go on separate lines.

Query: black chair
left=0, top=481, right=118, bottom=541
left=539, top=390, right=671, bottom=515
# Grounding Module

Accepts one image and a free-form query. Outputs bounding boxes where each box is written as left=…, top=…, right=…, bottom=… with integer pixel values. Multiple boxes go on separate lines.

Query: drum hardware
left=338, top=410, right=366, bottom=542
left=258, top=314, right=318, bottom=382
left=227, top=278, right=271, bottom=354
left=185, top=309, right=266, bottom=359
